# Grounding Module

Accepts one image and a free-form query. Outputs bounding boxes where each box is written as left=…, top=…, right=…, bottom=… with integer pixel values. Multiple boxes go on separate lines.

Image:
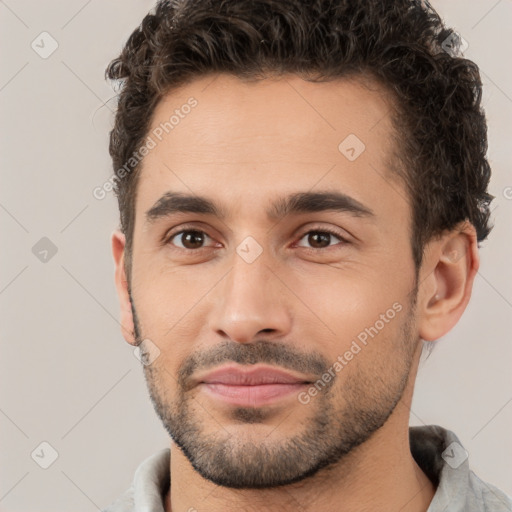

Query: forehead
left=135, top=73, right=407, bottom=223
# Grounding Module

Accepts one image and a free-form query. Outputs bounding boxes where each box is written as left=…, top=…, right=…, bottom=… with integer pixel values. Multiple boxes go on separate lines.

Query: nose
left=209, top=250, right=293, bottom=344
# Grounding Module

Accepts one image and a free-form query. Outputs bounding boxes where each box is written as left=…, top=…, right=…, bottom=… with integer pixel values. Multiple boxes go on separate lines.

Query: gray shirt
left=101, top=425, right=512, bottom=511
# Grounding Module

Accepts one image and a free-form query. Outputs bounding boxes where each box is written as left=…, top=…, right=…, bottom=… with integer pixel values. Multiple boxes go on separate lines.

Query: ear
left=111, top=230, right=137, bottom=346
left=417, top=221, right=480, bottom=342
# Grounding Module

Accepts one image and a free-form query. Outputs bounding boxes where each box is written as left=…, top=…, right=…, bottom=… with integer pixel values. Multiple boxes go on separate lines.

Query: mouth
left=196, top=364, right=312, bottom=407
left=199, top=382, right=310, bottom=407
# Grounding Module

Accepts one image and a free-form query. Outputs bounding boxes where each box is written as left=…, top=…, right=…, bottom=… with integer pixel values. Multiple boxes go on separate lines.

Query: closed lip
left=197, top=364, right=313, bottom=386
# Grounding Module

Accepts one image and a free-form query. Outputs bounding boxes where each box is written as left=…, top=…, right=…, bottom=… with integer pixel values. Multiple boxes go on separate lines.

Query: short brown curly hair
left=105, top=0, right=493, bottom=277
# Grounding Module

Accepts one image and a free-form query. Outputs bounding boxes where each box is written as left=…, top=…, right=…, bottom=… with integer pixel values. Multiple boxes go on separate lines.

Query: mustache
left=177, top=339, right=331, bottom=391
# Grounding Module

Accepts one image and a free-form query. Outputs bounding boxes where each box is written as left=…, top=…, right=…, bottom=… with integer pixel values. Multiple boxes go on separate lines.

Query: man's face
left=125, top=74, right=421, bottom=488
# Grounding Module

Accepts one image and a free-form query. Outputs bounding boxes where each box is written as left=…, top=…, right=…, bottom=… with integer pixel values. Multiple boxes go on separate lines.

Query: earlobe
left=111, top=230, right=137, bottom=345
left=418, top=222, right=479, bottom=342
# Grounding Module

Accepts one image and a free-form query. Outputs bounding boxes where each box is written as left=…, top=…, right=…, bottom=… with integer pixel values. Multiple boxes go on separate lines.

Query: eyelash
left=163, top=225, right=350, bottom=252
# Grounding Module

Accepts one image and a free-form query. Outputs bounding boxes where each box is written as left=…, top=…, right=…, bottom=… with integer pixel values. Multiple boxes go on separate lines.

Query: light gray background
left=0, top=1, right=511, bottom=510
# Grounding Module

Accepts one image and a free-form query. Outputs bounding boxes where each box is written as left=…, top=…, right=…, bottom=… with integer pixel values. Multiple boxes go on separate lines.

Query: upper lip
left=198, top=365, right=313, bottom=386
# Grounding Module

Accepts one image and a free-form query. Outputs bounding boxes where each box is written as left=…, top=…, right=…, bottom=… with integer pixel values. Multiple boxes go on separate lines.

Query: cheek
left=131, top=267, right=223, bottom=377
left=294, top=269, right=388, bottom=329
left=292, top=267, right=410, bottom=362
left=133, top=264, right=217, bottom=327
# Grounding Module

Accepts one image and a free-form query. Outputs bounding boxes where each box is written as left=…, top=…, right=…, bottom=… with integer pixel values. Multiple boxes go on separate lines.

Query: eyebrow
left=144, top=190, right=375, bottom=225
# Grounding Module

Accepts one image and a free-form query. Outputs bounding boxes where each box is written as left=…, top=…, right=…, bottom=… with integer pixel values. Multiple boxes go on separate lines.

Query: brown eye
left=296, top=229, right=348, bottom=250
left=168, top=230, right=212, bottom=250
left=306, top=232, right=331, bottom=249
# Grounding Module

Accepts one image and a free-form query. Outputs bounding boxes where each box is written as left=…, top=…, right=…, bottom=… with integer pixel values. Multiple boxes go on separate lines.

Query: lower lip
left=200, top=382, right=309, bottom=407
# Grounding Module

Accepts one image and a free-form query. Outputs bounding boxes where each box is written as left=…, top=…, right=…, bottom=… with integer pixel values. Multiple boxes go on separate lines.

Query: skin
left=112, top=73, right=479, bottom=512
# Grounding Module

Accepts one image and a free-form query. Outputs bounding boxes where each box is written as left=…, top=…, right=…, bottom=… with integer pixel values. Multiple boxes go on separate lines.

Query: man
left=102, top=0, right=512, bottom=511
